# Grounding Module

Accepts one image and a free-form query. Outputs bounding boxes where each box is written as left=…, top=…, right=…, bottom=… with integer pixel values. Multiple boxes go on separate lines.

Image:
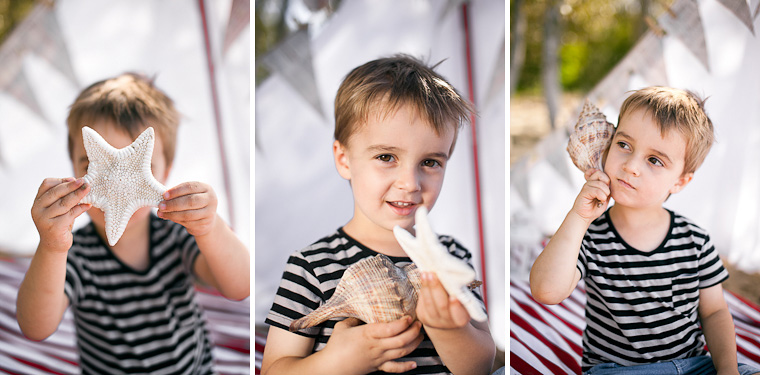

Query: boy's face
left=333, top=104, right=455, bottom=236
left=70, top=120, right=171, bottom=235
left=603, top=108, right=693, bottom=209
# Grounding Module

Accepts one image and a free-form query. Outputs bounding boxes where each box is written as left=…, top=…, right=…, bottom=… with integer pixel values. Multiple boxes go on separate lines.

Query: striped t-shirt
left=65, top=215, right=214, bottom=374
left=265, top=228, right=483, bottom=375
left=577, top=209, right=729, bottom=371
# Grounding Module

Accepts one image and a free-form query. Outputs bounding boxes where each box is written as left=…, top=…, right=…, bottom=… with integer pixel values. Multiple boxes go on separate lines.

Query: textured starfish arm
left=80, top=126, right=167, bottom=246
left=393, top=207, right=487, bottom=322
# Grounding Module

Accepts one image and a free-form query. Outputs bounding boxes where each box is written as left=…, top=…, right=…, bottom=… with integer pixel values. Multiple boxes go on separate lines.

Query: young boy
left=17, top=73, right=250, bottom=374
left=262, top=55, right=495, bottom=375
left=530, top=87, right=760, bottom=375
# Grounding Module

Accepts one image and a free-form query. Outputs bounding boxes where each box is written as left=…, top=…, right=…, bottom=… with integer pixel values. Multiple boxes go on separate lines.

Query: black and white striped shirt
left=577, top=209, right=729, bottom=371
left=265, top=228, right=483, bottom=375
left=65, top=215, right=214, bottom=374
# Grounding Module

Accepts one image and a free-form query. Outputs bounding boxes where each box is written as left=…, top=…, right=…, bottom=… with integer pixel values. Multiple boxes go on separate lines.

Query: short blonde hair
left=618, top=86, right=713, bottom=174
left=334, top=54, right=474, bottom=152
left=67, top=73, right=180, bottom=166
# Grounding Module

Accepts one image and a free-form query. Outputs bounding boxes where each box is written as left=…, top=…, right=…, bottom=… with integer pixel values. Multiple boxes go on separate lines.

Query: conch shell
left=289, top=255, right=421, bottom=332
left=567, top=100, right=615, bottom=172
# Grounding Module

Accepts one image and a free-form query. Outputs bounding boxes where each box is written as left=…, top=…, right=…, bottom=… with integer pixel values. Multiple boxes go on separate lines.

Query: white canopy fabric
left=511, top=0, right=760, bottom=278
left=0, top=0, right=250, bottom=253
left=255, top=0, right=506, bottom=348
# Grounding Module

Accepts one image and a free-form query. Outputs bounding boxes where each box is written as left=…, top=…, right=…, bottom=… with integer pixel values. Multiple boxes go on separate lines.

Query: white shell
left=289, top=255, right=420, bottom=332
left=566, top=100, right=615, bottom=172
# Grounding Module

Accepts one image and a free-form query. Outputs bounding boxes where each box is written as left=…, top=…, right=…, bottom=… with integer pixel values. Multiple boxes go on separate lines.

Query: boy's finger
left=159, top=194, right=209, bottom=213
left=47, top=181, right=90, bottom=218
left=447, top=297, right=471, bottom=327
left=377, top=360, right=417, bottom=373
left=334, top=317, right=362, bottom=330
left=158, top=207, right=208, bottom=222
left=35, top=177, right=75, bottom=200
left=163, top=181, right=209, bottom=200
left=369, top=316, right=413, bottom=339
left=37, top=178, right=83, bottom=208
left=423, top=273, right=451, bottom=315
left=68, top=203, right=93, bottom=220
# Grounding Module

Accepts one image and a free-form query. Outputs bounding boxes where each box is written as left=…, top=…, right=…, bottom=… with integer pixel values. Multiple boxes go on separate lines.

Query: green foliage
left=0, top=0, right=35, bottom=43
left=513, top=0, right=656, bottom=93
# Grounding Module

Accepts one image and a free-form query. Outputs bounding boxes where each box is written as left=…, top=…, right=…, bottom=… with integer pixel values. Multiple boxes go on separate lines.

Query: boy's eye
left=422, top=159, right=441, bottom=168
left=648, top=157, right=663, bottom=167
left=376, top=154, right=395, bottom=162
left=617, top=141, right=630, bottom=150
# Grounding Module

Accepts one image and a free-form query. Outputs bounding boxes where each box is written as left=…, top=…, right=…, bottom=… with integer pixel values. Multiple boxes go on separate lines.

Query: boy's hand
left=31, top=178, right=91, bottom=254
left=416, top=272, right=471, bottom=329
left=572, top=168, right=610, bottom=223
left=158, top=182, right=217, bottom=237
left=323, top=316, right=423, bottom=374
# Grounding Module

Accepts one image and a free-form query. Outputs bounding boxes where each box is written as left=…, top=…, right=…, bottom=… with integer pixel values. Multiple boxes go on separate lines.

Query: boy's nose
left=394, top=166, right=421, bottom=192
left=622, top=158, right=640, bottom=176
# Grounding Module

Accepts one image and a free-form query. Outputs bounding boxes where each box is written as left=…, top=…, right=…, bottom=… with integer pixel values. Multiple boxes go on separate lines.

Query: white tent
left=0, top=0, right=250, bottom=253
left=511, top=0, right=760, bottom=278
left=255, top=0, right=506, bottom=349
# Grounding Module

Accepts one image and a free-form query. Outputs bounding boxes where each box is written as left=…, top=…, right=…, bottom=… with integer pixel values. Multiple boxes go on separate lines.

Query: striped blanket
left=0, top=257, right=250, bottom=375
left=510, top=280, right=760, bottom=374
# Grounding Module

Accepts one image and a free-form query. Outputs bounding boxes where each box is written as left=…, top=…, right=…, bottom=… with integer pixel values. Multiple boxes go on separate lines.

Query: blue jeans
left=584, top=356, right=760, bottom=375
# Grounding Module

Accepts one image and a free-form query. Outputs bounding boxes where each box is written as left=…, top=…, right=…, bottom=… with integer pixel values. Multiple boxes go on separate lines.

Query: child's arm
left=158, top=182, right=249, bottom=300
left=416, top=273, right=494, bottom=375
left=530, top=169, right=610, bottom=304
left=699, top=284, right=741, bottom=375
left=262, top=316, right=423, bottom=375
left=17, top=178, right=91, bottom=340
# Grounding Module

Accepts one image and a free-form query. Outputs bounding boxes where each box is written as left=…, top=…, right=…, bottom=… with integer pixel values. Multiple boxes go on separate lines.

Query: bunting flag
left=755, top=0, right=760, bottom=20
left=222, top=0, right=250, bottom=56
left=511, top=158, right=532, bottom=209
left=589, top=33, right=668, bottom=116
left=259, top=28, right=325, bottom=118
left=658, top=0, right=710, bottom=72
left=717, top=0, right=755, bottom=34
left=438, top=0, right=468, bottom=23
left=485, top=37, right=506, bottom=107
left=538, top=129, right=574, bottom=187
left=0, top=3, right=78, bottom=123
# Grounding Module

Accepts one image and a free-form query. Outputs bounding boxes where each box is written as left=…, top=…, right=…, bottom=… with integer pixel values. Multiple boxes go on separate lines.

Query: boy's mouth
left=618, top=179, right=635, bottom=190
left=387, top=201, right=418, bottom=215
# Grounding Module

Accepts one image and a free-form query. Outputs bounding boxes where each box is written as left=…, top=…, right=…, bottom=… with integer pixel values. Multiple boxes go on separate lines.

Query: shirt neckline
left=603, top=207, right=675, bottom=256
left=337, top=227, right=412, bottom=263
left=88, top=214, right=157, bottom=275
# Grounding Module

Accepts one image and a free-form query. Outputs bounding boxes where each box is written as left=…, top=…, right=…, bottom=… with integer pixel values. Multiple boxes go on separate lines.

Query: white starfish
left=80, top=126, right=166, bottom=246
left=393, top=207, right=487, bottom=322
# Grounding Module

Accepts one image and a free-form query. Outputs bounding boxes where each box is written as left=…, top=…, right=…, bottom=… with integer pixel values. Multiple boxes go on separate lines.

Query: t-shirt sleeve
left=577, top=234, right=590, bottom=279
left=175, top=224, right=201, bottom=279
left=442, top=236, right=486, bottom=307
left=697, top=233, right=729, bottom=288
left=64, top=255, right=83, bottom=307
left=265, top=252, right=324, bottom=337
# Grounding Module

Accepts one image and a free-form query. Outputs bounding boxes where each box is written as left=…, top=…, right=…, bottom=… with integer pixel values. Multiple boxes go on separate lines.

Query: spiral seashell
left=567, top=99, right=615, bottom=172
left=289, top=255, right=421, bottom=332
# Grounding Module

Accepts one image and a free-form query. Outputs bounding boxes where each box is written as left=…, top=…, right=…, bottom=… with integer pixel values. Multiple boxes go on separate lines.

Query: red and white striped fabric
left=511, top=279, right=760, bottom=375
left=0, top=257, right=250, bottom=375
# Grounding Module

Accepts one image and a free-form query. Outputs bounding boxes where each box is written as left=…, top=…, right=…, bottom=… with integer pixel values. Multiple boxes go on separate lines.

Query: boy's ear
left=669, top=171, right=693, bottom=194
left=333, top=140, right=351, bottom=181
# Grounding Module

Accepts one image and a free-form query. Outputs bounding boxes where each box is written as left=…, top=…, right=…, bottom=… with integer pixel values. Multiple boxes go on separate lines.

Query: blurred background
left=0, top=1, right=250, bottom=373
left=254, top=0, right=505, bottom=372
left=510, top=0, right=760, bottom=372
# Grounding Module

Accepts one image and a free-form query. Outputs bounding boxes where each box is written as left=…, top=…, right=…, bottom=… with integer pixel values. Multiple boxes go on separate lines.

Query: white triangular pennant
left=5, top=71, right=45, bottom=121
left=717, top=0, right=755, bottom=34
left=659, top=0, right=710, bottom=71
left=223, top=0, right=250, bottom=56
left=260, top=28, right=325, bottom=118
